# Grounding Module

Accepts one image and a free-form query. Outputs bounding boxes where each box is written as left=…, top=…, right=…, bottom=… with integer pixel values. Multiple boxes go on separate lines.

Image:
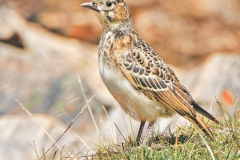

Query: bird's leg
left=143, top=121, right=155, bottom=145
left=136, top=121, right=145, bottom=145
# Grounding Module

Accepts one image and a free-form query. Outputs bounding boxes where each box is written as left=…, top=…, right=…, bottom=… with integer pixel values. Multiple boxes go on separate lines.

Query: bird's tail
left=192, top=100, right=219, bottom=124
left=185, top=114, right=214, bottom=141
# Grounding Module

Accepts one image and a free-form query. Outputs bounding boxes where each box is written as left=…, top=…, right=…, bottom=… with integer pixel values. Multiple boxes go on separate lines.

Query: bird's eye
left=106, top=1, right=112, bottom=7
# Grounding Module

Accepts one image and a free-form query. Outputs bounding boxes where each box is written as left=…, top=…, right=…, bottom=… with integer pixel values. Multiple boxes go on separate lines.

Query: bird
left=81, top=0, right=219, bottom=145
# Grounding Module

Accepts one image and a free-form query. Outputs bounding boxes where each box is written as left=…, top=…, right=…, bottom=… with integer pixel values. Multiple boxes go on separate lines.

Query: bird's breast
left=98, top=31, right=174, bottom=121
left=98, top=50, right=174, bottom=122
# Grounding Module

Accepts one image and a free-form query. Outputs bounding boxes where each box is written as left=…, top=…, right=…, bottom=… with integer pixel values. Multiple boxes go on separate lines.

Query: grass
left=87, top=99, right=240, bottom=160
left=24, top=98, right=240, bottom=160
left=20, top=77, right=239, bottom=159
left=93, top=116, right=240, bottom=160
left=24, top=112, right=240, bottom=160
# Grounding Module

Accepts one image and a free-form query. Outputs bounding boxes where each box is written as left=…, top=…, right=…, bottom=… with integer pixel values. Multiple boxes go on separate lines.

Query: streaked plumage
left=81, top=0, right=218, bottom=144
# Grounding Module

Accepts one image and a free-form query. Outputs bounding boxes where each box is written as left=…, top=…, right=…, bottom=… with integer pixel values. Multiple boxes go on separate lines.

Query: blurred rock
left=0, top=19, right=14, bottom=40
left=0, top=7, right=116, bottom=112
left=1, top=0, right=102, bottom=43
left=0, top=33, right=24, bottom=48
left=171, top=53, right=240, bottom=118
left=134, top=3, right=240, bottom=67
left=67, top=24, right=101, bottom=43
left=0, top=114, right=80, bottom=159
left=0, top=8, right=116, bottom=147
left=2, top=0, right=240, bottom=68
left=38, top=11, right=70, bottom=31
left=188, top=53, right=240, bottom=106
left=1, top=0, right=40, bottom=19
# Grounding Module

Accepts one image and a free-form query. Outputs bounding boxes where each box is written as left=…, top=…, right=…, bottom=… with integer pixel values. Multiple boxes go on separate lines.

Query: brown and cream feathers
left=81, top=0, right=218, bottom=142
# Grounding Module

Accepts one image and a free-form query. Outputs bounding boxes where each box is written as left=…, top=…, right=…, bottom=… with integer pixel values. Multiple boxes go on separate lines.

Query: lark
left=81, top=0, right=218, bottom=144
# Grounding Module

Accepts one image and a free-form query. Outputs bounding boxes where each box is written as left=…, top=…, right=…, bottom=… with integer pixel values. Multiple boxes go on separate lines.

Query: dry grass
left=19, top=78, right=239, bottom=159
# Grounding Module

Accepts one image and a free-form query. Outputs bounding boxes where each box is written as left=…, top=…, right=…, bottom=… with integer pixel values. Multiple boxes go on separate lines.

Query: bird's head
left=81, top=0, right=131, bottom=28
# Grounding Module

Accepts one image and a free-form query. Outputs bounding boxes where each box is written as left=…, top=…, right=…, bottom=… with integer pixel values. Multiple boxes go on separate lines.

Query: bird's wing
left=120, top=47, right=216, bottom=140
left=120, top=47, right=197, bottom=118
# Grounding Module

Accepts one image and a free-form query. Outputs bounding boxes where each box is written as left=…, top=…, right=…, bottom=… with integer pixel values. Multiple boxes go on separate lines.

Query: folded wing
left=120, top=47, right=218, bottom=140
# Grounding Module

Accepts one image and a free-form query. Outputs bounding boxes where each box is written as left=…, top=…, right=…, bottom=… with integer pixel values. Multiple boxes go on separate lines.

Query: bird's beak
left=81, top=2, right=100, bottom=12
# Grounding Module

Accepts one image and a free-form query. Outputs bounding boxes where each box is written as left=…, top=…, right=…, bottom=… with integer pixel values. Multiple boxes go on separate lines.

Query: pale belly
left=99, top=57, right=175, bottom=122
